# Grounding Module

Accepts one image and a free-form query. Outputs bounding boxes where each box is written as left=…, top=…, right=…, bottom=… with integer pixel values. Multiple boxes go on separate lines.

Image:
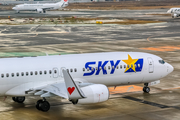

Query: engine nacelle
left=37, top=8, right=43, bottom=13
left=77, top=84, right=109, bottom=104
left=173, top=14, right=178, bottom=17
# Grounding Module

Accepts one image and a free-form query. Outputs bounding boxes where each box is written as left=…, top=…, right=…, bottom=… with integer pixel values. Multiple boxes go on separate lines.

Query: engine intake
left=36, top=8, right=43, bottom=13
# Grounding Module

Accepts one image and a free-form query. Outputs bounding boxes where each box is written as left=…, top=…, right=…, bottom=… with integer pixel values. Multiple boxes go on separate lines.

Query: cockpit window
left=159, top=60, right=165, bottom=64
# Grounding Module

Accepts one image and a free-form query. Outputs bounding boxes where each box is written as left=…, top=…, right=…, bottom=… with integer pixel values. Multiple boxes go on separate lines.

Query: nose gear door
left=147, top=58, right=154, bottom=73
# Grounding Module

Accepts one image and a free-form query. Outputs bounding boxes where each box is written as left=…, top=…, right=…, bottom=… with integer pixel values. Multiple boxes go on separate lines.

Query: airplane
left=167, top=8, right=180, bottom=18
left=0, top=52, right=173, bottom=112
left=12, top=0, right=68, bottom=13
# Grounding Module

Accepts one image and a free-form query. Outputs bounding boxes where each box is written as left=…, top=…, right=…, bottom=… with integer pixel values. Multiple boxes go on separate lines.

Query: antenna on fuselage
left=45, top=53, right=49, bottom=56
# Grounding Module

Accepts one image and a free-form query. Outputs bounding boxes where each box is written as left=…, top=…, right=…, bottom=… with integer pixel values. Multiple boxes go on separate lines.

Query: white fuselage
left=0, top=52, right=173, bottom=97
left=12, top=1, right=68, bottom=12
left=167, top=8, right=180, bottom=18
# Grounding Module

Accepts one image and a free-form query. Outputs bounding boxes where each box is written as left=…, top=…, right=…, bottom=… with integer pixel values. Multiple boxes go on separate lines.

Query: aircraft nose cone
left=168, top=64, right=174, bottom=73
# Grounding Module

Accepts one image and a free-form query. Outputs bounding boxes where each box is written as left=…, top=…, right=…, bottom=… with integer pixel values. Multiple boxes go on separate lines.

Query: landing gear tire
left=39, top=101, right=50, bottom=112
left=36, top=99, right=43, bottom=110
left=12, top=97, right=25, bottom=103
left=12, top=97, right=16, bottom=102
left=143, top=87, right=150, bottom=93
left=36, top=99, right=50, bottom=112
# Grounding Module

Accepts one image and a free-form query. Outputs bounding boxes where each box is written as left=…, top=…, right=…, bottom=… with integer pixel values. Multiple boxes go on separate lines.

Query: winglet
left=62, top=69, right=86, bottom=100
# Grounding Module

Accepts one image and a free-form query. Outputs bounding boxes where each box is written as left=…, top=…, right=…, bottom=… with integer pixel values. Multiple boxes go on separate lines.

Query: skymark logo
left=122, top=54, right=143, bottom=73
left=83, top=54, right=143, bottom=76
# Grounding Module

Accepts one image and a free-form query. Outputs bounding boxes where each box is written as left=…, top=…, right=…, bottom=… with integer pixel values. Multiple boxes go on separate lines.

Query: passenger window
left=127, top=65, right=129, bottom=68
left=138, top=64, right=140, bottom=67
left=87, top=68, right=89, bottom=71
left=16, top=73, right=19, bottom=77
left=83, top=68, right=85, bottom=71
left=124, top=65, right=126, bottom=68
left=120, top=65, right=122, bottom=69
left=54, top=70, right=57, bottom=74
left=104, top=66, right=106, bottom=70
left=116, top=66, right=118, bottom=69
left=40, top=71, right=42, bottom=75
left=21, top=72, right=24, bottom=76
left=74, top=68, right=77, bottom=72
left=6, top=73, right=9, bottom=77
left=96, top=67, right=98, bottom=70
left=30, top=71, right=33, bottom=75
left=11, top=73, right=14, bottom=77
left=35, top=71, right=38, bottom=75
left=49, top=70, right=52, bottom=74
left=70, top=69, right=73, bottom=72
left=112, top=66, right=114, bottom=69
left=44, top=71, right=47, bottom=74
left=99, top=67, right=102, bottom=70
left=26, top=72, right=28, bottom=76
left=131, top=64, right=133, bottom=68
left=135, top=64, right=137, bottom=68
left=67, top=69, right=69, bottom=72
left=91, top=67, right=94, bottom=71
left=1, top=74, right=4, bottom=78
left=108, top=66, right=110, bottom=70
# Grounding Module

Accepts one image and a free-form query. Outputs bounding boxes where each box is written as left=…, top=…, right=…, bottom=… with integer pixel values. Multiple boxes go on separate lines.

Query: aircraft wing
left=41, top=7, right=54, bottom=10
left=25, top=69, right=92, bottom=99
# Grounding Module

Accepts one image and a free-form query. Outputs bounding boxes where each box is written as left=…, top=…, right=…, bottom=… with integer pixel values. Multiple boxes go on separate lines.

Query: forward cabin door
left=53, top=67, right=59, bottom=78
left=147, top=58, right=154, bottom=73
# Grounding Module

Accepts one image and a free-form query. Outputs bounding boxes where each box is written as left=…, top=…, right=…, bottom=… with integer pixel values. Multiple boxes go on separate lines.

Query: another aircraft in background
left=12, top=0, right=68, bottom=13
left=0, top=52, right=173, bottom=112
left=167, top=8, right=180, bottom=18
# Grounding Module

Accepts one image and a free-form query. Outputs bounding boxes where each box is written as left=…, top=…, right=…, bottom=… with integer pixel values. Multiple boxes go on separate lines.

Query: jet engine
left=172, top=14, right=178, bottom=18
left=72, top=84, right=109, bottom=104
left=36, top=8, right=43, bottom=13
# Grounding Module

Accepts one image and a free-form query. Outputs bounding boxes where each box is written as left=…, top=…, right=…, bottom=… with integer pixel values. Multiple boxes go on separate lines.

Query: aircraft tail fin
left=62, top=69, right=86, bottom=100
left=56, top=0, right=68, bottom=4
left=56, top=0, right=68, bottom=7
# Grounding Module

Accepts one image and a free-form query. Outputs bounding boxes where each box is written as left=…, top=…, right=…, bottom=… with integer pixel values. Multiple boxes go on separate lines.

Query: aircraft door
left=147, top=58, right=154, bottom=73
left=53, top=67, right=59, bottom=78
left=60, top=67, right=66, bottom=78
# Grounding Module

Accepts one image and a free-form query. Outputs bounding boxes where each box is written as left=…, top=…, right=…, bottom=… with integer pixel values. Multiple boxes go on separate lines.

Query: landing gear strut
left=12, top=97, right=25, bottom=103
left=36, top=98, right=50, bottom=112
left=143, top=83, right=150, bottom=93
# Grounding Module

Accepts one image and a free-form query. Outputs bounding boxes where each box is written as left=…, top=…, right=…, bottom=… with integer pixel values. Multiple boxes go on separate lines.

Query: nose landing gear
left=143, top=83, right=150, bottom=93
left=36, top=98, right=50, bottom=112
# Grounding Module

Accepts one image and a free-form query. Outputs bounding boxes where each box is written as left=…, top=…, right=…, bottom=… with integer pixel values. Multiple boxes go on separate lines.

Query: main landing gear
left=143, top=83, right=150, bottom=93
left=12, top=97, right=25, bottom=103
left=36, top=98, right=50, bottom=112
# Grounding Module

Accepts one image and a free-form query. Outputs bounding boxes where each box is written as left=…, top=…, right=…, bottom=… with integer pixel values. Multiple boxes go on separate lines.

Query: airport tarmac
left=0, top=9, right=180, bottom=120
left=0, top=9, right=173, bottom=21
